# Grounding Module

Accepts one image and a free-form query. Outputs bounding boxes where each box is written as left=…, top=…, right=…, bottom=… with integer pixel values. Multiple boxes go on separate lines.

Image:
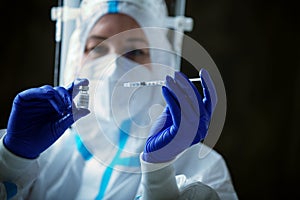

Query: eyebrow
left=86, top=35, right=107, bottom=41
left=87, top=35, right=148, bottom=44
left=125, top=38, right=148, bottom=44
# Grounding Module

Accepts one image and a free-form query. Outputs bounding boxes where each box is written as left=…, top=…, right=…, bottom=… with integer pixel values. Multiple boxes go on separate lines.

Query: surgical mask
left=84, top=54, right=143, bottom=121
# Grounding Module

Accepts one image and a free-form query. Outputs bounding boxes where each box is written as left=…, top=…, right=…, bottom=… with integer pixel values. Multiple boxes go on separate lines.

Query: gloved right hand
left=143, top=70, right=217, bottom=163
left=3, top=78, right=90, bottom=159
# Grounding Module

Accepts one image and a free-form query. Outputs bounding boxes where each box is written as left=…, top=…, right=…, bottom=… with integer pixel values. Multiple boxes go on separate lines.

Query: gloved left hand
left=142, top=69, right=217, bottom=163
left=3, top=78, right=90, bottom=159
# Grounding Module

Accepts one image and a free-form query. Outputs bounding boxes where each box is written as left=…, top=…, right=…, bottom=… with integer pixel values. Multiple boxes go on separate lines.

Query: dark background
left=0, top=0, right=299, bottom=199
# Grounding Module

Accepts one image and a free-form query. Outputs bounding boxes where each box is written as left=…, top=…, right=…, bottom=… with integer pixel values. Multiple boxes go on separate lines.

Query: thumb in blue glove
left=143, top=69, right=217, bottom=163
left=3, top=78, right=90, bottom=159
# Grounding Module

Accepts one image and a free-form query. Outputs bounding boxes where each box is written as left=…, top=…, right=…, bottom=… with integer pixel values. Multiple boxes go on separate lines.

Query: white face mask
left=85, top=54, right=146, bottom=122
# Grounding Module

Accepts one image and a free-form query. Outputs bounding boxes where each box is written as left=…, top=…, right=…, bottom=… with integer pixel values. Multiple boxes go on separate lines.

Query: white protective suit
left=0, top=0, right=238, bottom=199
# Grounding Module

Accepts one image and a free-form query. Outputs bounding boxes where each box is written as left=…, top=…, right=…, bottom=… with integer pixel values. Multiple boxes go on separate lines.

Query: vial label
left=77, top=94, right=89, bottom=109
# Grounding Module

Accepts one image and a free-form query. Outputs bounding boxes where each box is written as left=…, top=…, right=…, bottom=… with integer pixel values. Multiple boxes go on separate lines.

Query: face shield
left=50, top=0, right=226, bottom=171
left=51, top=0, right=193, bottom=86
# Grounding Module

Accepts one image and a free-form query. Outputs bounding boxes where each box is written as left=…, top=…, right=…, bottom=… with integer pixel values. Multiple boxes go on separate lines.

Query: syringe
left=123, top=78, right=201, bottom=87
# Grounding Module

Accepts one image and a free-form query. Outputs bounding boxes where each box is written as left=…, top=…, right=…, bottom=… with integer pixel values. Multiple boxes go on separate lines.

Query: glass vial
left=77, top=86, right=89, bottom=109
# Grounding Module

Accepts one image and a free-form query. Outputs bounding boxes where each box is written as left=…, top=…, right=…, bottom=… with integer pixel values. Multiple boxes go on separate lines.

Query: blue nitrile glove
left=3, top=78, right=90, bottom=159
left=142, top=69, right=217, bottom=163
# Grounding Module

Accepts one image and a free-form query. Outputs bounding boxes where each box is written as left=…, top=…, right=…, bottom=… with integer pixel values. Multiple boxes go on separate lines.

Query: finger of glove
left=178, top=72, right=211, bottom=145
left=47, top=86, right=72, bottom=115
left=162, top=85, right=180, bottom=129
left=171, top=72, right=203, bottom=146
left=148, top=106, right=170, bottom=136
left=16, top=86, right=55, bottom=103
left=56, top=86, right=73, bottom=112
left=67, top=78, right=89, bottom=97
left=179, top=72, right=202, bottom=103
left=73, top=108, right=91, bottom=122
left=54, top=107, right=89, bottom=135
left=175, top=72, right=201, bottom=118
left=54, top=113, right=74, bottom=139
left=166, top=74, right=195, bottom=126
left=199, top=69, right=218, bottom=113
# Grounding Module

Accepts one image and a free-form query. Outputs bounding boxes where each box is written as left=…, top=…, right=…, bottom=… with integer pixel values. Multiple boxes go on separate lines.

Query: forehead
left=88, top=13, right=146, bottom=40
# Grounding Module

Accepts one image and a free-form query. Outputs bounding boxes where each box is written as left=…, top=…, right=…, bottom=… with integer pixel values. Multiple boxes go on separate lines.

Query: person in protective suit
left=0, top=0, right=238, bottom=199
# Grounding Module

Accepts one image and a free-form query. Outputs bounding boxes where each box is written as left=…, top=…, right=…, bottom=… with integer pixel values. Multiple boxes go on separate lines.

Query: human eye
left=123, top=48, right=150, bottom=62
left=85, top=44, right=109, bottom=59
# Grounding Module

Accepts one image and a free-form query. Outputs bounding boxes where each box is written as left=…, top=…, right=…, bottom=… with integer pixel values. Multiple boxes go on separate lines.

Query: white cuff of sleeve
left=140, top=152, right=175, bottom=173
left=139, top=153, right=179, bottom=200
left=0, top=135, right=38, bottom=181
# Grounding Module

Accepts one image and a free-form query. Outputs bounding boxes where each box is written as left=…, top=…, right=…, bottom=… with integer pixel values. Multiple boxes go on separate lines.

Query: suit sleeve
left=0, top=130, right=39, bottom=200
